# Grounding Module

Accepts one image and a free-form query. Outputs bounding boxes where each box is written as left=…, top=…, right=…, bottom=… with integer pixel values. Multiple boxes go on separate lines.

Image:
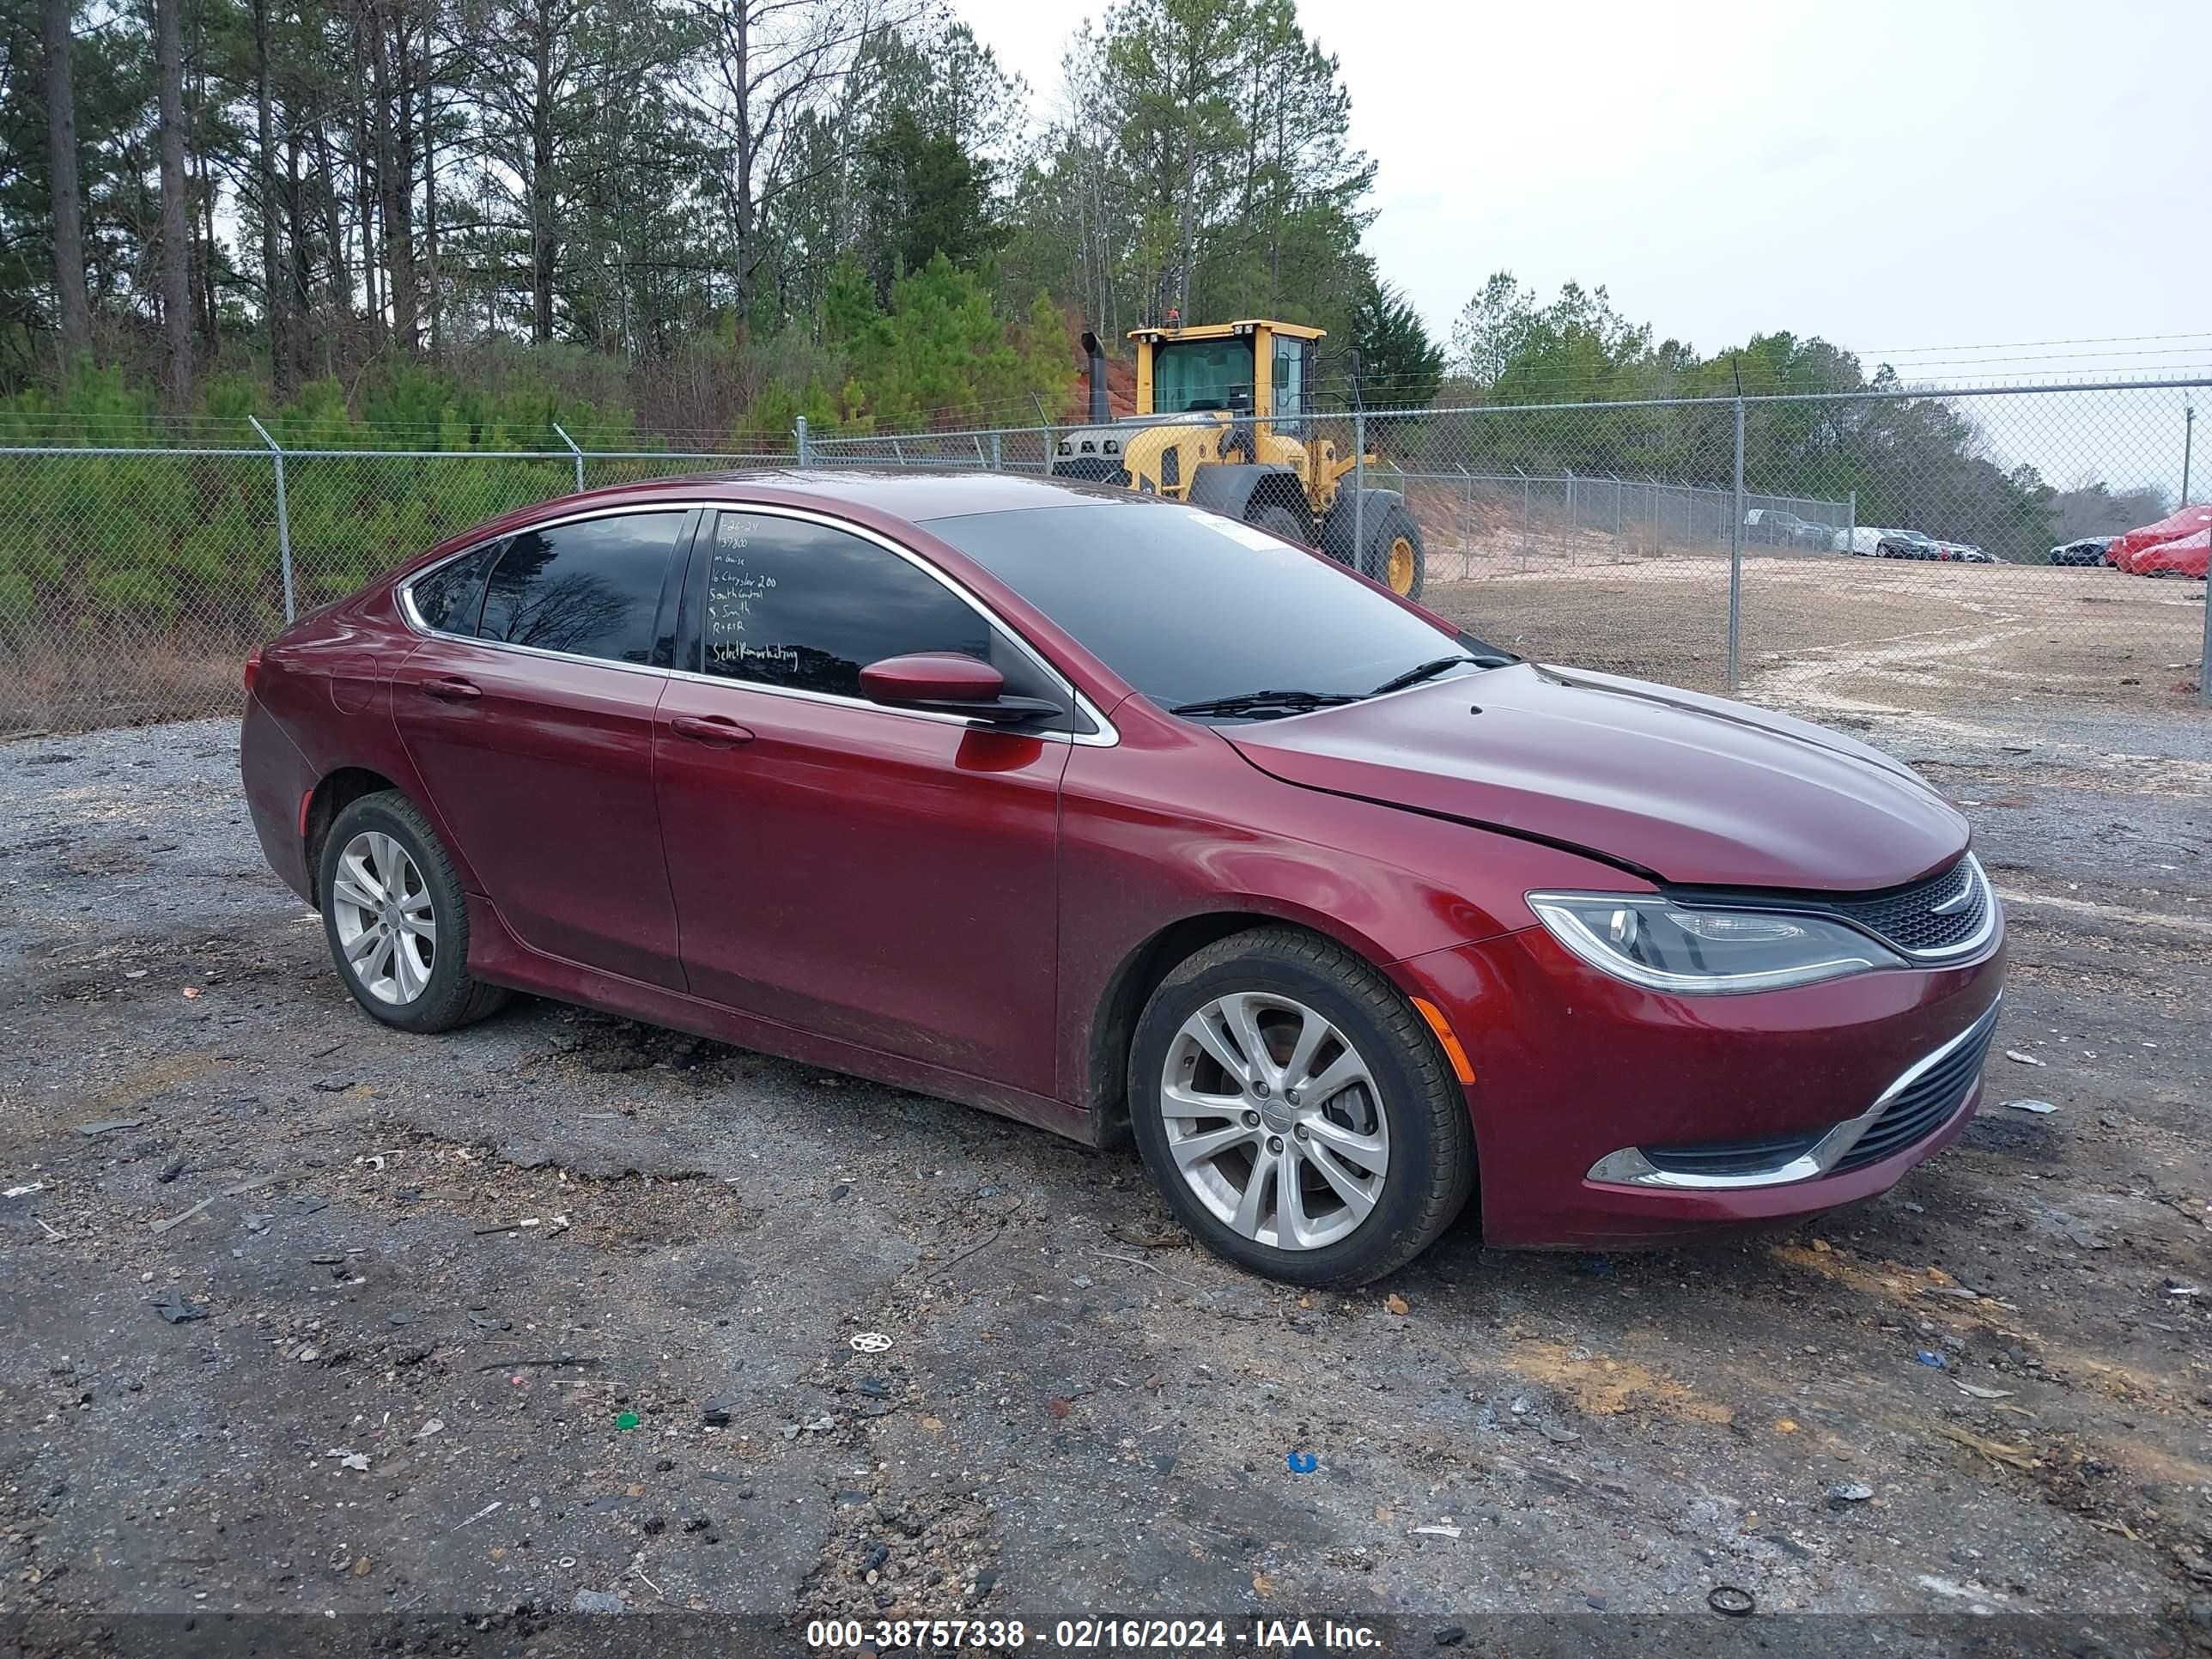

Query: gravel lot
left=1, top=686, right=2208, bottom=1653
left=1421, top=547, right=2207, bottom=710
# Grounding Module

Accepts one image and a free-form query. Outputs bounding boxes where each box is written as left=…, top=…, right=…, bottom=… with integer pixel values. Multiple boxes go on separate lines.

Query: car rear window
left=926, top=501, right=1469, bottom=708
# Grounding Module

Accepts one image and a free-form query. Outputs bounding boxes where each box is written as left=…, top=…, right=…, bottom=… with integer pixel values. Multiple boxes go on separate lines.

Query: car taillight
left=244, top=647, right=262, bottom=695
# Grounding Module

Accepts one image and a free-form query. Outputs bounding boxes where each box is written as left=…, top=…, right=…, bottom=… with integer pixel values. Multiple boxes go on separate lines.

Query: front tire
left=319, top=791, right=508, bottom=1034
left=1127, top=927, right=1475, bottom=1287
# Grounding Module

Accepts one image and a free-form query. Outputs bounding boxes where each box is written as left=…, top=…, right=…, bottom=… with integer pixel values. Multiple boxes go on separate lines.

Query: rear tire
left=1127, top=927, right=1475, bottom=1287
left=1324, top=497, right=1426, bottom=599
left=1369, top=502, right=1426, bottom=599
left=319, top=791, right=509, bottom=1035
left=1246, top=502, right=1311, bottom=548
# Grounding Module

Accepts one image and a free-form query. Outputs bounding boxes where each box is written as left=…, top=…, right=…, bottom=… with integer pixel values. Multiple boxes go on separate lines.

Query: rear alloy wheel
left=319, top=791, right=508, bottom=1034
left=330, top=830, right=436, bottom=1006
left=1128, top=927, right=1475, bottom=1286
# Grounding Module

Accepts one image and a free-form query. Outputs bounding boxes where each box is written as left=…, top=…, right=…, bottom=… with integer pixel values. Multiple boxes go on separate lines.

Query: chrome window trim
left=1584, top=994, right=2002, bottom=1191
left=393, top=498, right=1120, bottom=748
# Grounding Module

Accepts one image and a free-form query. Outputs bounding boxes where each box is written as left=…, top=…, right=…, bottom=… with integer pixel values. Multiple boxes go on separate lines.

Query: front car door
left=653, top=507, right=1076, bottom=1096
left=392, top=506, right=693, bottom=990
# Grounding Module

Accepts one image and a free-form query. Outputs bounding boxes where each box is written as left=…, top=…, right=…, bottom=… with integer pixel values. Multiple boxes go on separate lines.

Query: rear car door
left=653, top=507, right=1074, bottom=1094
left=393, top=507, right=694, bottom=990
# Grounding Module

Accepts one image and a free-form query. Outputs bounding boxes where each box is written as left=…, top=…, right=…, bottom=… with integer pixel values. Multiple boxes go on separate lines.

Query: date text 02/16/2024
left=803, top=1618, right=1386, bottom=1650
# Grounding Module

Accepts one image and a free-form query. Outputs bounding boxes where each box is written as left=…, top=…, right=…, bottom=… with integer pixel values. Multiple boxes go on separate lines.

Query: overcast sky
left=951, top=0, right=2210, bottom=390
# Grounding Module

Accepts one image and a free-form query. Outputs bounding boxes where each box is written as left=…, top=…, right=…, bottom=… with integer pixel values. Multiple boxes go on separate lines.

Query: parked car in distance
left=1741, top=508, right=1807, bottom=545
left=1933, top=541, right=1996, bottom=563
left=2049, top=536, right=2114, bottom=567
left=2132, top=529, right=2209, bottom=580
left=240, top=472, right=2005, bottom=1287
left=1875, top=531, right=1939, bottom=560
left=1745, top=510, right=1843, bottom=550
left=2110, top=506, right=2212, bottom=573
left=1837, top=526, right=1886, bottom=556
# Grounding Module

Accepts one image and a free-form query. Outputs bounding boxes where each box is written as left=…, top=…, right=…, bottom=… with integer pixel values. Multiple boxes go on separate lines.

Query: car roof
left=696, top=468, right=1124, bottom=523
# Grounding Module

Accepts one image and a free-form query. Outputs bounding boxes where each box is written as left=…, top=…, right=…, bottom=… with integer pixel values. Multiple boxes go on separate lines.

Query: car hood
left=1223, top=663, right=1968, bottom=890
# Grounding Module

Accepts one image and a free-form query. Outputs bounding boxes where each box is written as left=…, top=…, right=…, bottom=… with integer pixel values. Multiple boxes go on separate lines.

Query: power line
left=1865, top=344, right=2212, bottom=368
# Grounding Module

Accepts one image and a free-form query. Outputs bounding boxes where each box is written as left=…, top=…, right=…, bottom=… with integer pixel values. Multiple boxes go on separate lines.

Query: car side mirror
left=858, top=653, right=1061, bottom=727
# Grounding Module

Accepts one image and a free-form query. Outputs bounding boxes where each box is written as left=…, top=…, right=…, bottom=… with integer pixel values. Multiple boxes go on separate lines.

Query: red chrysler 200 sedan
left=240, top=471, right=2005, bottom=1285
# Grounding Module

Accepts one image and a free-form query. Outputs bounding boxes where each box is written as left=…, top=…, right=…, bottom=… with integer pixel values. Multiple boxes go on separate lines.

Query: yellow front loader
left=1050, top=317, right=1426, bottom=599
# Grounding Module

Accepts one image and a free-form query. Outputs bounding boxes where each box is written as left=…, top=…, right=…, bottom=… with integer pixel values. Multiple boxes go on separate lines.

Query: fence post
left=551, top=421, right=585, bottom=493
left=990, top=429, right=1003, bottom=471
left=1848, top=489, right=1857, bottom=556
left=1728, top=398, right=1746, bottom=691
left=249, top=416, right=295, bottom=624
left=794, top=415, right=810, bottom=467
left=1612, top=473, right=1621, bottom=538
left=2201, top=547, right=2212, bottom=708
left=2183, top=402, right=2194, bottom=503
left=1566, top=467, right=1576, bottom=532
left=1517, top=468, right=1530, bottom=571
left=1352, top=408, right=1367, bottom=579
left=1459, top=465, right=1473, bottom=580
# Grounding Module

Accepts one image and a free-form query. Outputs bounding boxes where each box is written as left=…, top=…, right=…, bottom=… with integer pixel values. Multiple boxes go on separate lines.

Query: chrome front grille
left=1820, top=855, right=1992, bottom=958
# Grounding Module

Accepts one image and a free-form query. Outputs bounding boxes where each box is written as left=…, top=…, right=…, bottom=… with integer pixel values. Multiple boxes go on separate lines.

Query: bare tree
left=154, top=0, right=193, bottom=404
left=682, top=0, right=910, bottom=319
left=459, top=0, right=584, bottom=343
left=369, top=0, right=422, bottom=349
left=42, top=0, right=91, bottom=364
left=252, top=0, right=288, bottom=386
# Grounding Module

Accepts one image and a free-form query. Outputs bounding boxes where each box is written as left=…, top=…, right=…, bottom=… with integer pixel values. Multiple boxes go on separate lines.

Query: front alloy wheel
left=330, top=830, right=436, bottom=1004
left=1127, top=926, right=1475, bottom=1286
left=1161, top=993, right=1390, bottom=1250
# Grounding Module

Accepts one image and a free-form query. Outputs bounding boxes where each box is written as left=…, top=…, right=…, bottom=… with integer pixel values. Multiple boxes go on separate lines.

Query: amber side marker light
left=1410, top=997, right=1477, bottom=1084
left=243, top=646, right=262, bottom=695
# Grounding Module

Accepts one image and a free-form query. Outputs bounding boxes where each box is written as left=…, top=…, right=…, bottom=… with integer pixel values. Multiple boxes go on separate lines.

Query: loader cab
left=1133, top=318, right=1321, bottom=429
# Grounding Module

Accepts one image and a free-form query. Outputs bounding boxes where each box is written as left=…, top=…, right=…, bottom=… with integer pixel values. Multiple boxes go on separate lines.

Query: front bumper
left=1393, top=921, right=2007, bottom=1249
left=1585, top=995, right=2001, bottom=1188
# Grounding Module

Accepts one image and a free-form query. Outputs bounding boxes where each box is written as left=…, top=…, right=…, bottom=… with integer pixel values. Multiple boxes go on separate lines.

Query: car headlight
left=1525, top=892, right=1905, bottom=994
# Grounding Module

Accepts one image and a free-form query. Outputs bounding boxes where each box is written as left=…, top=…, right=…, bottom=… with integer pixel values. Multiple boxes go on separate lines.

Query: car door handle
left=420, top=677, right=481, bottom=702
left=669, top=714, right=755, bottom=747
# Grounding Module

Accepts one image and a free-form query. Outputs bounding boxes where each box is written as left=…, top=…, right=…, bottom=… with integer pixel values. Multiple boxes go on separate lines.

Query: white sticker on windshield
left=1204, top=518, right=1293, bottom=551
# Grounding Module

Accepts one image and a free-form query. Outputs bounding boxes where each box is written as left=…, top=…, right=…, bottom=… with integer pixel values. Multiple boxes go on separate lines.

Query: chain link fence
left=3, top=380, right=2205, bottom=733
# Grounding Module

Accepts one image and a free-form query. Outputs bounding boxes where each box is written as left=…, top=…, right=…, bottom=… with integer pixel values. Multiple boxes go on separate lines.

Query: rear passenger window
left=700, top=513, right=993, bottom=698
left=409, top=541, right=501, bottom=635
left=476, top=512, right=687, bottom=664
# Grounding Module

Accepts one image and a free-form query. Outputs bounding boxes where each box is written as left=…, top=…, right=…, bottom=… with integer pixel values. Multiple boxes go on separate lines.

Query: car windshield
left=927, top=501, right=1501, bottom=714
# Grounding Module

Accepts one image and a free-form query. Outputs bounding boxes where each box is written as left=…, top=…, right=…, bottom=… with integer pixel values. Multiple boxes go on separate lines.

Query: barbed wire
left=7, top=370, right=2209, bottom=453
